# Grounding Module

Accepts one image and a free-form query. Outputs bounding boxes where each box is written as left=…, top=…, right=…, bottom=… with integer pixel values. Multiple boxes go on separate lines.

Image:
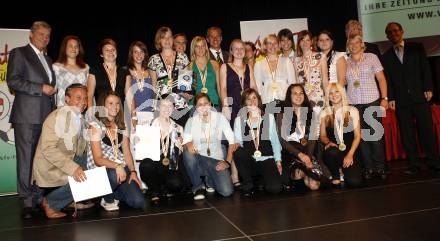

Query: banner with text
left=358, top=0, right=440, bottom=56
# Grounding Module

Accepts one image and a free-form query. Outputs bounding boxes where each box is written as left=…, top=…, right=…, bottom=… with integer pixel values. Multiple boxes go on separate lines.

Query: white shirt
left=183, top=110, right=235, bottom=160
left=254, top=56, right=297, bottom=104
left=326, top=51, right=347, bottom=83
left=210, top=48, right=225, bottom=62
left=30, top=43, right=52, bottom=83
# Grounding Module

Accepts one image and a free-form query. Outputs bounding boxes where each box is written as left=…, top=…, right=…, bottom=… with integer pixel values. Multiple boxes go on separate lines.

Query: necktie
left=216, top=51, right=223, bottom=64
left=38, top=52, right=52, bottom=83
left=395, top=46, right=403, bottom=63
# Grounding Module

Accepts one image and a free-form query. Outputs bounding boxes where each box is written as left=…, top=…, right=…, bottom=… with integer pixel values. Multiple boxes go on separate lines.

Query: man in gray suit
left=6, top=21, right=56, bottom=219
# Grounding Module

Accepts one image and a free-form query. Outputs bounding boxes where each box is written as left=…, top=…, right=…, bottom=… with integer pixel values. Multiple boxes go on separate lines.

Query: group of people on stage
left=7, top=19, right=440, bottom=219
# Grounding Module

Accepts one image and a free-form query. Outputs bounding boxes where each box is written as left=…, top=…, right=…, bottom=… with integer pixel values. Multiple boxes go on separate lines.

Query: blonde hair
left=228, top=39, right=246, bottom=64
left=346, top=34, right=366, bottom=54
left=154, top=26, right=173, bottom=51
left=322, top=83, right=351, bottom=127
left=190, top=36, right=209, bottom=62
left=260, top=34, right=279, bottom=56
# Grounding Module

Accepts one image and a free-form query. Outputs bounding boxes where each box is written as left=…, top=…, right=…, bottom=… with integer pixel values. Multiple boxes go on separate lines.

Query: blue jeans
left=183, top=150, right=233, bottom=197
left=103, top=167, right=145, bottom=209
left=46, top=154, right=87, bottom=211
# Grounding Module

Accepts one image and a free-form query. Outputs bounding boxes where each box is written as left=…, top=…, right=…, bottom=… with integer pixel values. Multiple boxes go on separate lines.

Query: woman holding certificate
left=88, top=91, right=145, bottom=211
left=233, top=89, right=283, bottom=196
left=138, top=95, right=187, bottom=202
left=320, top=83, right=363, bottom=187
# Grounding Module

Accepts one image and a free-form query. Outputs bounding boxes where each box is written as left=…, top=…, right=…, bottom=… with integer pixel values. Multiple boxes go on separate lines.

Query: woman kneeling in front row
left=320, top=83, right=363, bottom=187
left=233, top=88, right=283, bottom=196
left=183, top=93, right=235, bottom=200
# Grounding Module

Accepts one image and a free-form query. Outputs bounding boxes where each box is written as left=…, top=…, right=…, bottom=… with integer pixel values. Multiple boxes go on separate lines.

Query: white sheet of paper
left=134, top=125, right=160, bottom=161
left=68, top=166, right=112, bottom=202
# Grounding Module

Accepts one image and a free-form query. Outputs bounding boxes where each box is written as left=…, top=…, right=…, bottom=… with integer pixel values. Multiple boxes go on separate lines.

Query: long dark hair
left=127, top=41, right=149, bottom=71
left=283, top=84, right=311, bottom=109
left=56, top=35, right=86, bottom=68
left=282, top=84, right=313, bottom=135
left=96, top=90, right=126, bottom=130
left=317, top=30, right=335, bottom=66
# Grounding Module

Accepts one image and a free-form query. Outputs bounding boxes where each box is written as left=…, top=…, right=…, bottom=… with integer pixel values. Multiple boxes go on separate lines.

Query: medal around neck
left=162, top=157, right=170, bottom=166
left=254, top=150, right=262, bottom=158
left=338, top=143, right=346, bottom=151
left=300, top=138, right=308, bottom=146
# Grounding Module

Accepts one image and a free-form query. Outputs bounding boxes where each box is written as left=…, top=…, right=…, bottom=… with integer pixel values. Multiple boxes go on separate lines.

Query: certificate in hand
left=68, top=166, right=112, bottom=202
left=134, top=125, right=160, bottom=161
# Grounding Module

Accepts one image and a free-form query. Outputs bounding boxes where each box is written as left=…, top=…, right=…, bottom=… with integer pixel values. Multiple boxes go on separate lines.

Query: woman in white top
left=53, top=35, right=89, bottom=107
left=277, top=28, right=296, bottom=63
left=183, top=93, right=235, bottom=200
left=317, top=30, right=346, bottom=85
left=254, top=34, right=296, bottom=105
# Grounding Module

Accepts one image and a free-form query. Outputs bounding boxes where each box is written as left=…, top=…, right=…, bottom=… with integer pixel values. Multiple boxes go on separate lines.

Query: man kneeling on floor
left=33, top=84, right=93, bottom=218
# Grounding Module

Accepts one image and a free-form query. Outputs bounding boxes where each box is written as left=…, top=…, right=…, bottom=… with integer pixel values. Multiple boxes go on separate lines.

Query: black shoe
left=363, top=169, right=374, bottom=180
left=242, top=189, right=254, bottom=197
left=427, top=164, right=440, bottom=173
left=404, top=167, right=420, bottom=175
left=377, top=169, right=388, bottom=179
left=22, top=207, right=33, bottom=219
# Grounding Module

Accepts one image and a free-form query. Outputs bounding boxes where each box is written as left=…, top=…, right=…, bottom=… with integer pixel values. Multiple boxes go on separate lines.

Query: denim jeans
left=46, top=154, right=87, bottom=211
left=103, top=167, right=145, bottom=209
left=183, top=150, right=233, bottom=197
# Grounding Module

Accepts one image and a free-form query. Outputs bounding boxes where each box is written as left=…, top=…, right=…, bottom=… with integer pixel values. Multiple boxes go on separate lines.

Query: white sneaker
left=205, top=186, right=215, bottom=193
left=193, top=189, right=205, bottom=200
left=100, top=198, right=119, bottom=211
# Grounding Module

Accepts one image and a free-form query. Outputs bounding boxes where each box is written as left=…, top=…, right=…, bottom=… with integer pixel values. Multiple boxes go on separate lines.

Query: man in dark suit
left=206, top=26, right=229, bottom=64
left=382, top=22, right=440, bottom=174
left=7, top=21, right=56, bottom=218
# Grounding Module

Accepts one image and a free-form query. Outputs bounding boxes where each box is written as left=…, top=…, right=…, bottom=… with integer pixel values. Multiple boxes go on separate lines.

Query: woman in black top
left=320, top=83, right=363, bottom=187
left=87, top=38, right=127, bottom=108
left=277, top=84, right=323, bottom=190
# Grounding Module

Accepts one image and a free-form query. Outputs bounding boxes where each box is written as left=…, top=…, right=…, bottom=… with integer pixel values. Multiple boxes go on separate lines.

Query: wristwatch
left=382, top=97, right=389, bottom=101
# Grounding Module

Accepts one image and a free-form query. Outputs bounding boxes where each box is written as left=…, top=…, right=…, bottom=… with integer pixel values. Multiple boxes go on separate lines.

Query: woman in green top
left=189, top=36, right=220, bottom=107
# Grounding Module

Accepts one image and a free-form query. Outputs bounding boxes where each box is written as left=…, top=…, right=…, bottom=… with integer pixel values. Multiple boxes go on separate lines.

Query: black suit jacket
left=7, top=44, right=56, bottom=124
left=365, top=42, right=382, bottom=60
left=382, top=42, right=432, bottom=106
left=209, top=49, right=229, bottom=64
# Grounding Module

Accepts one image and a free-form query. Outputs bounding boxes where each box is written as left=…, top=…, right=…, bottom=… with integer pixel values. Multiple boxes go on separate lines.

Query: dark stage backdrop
left=1, top=1, right=358, bottom=66
left=1, top=0, right=439, bottom=100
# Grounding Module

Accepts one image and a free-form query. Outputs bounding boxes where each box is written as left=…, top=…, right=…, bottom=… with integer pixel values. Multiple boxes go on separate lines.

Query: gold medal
left=271, top=82, right=279, bottom=92
left=353, top=80, right=360, bottom=88
left=201, top=87, right=208, bottom=94
left=254, top=150, right=262, bottom=158
left=300, top=138, right=308, bottom=146
left=162, top=157, right=170, bottom=166
left=339, top=143, right=346, bottom=151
